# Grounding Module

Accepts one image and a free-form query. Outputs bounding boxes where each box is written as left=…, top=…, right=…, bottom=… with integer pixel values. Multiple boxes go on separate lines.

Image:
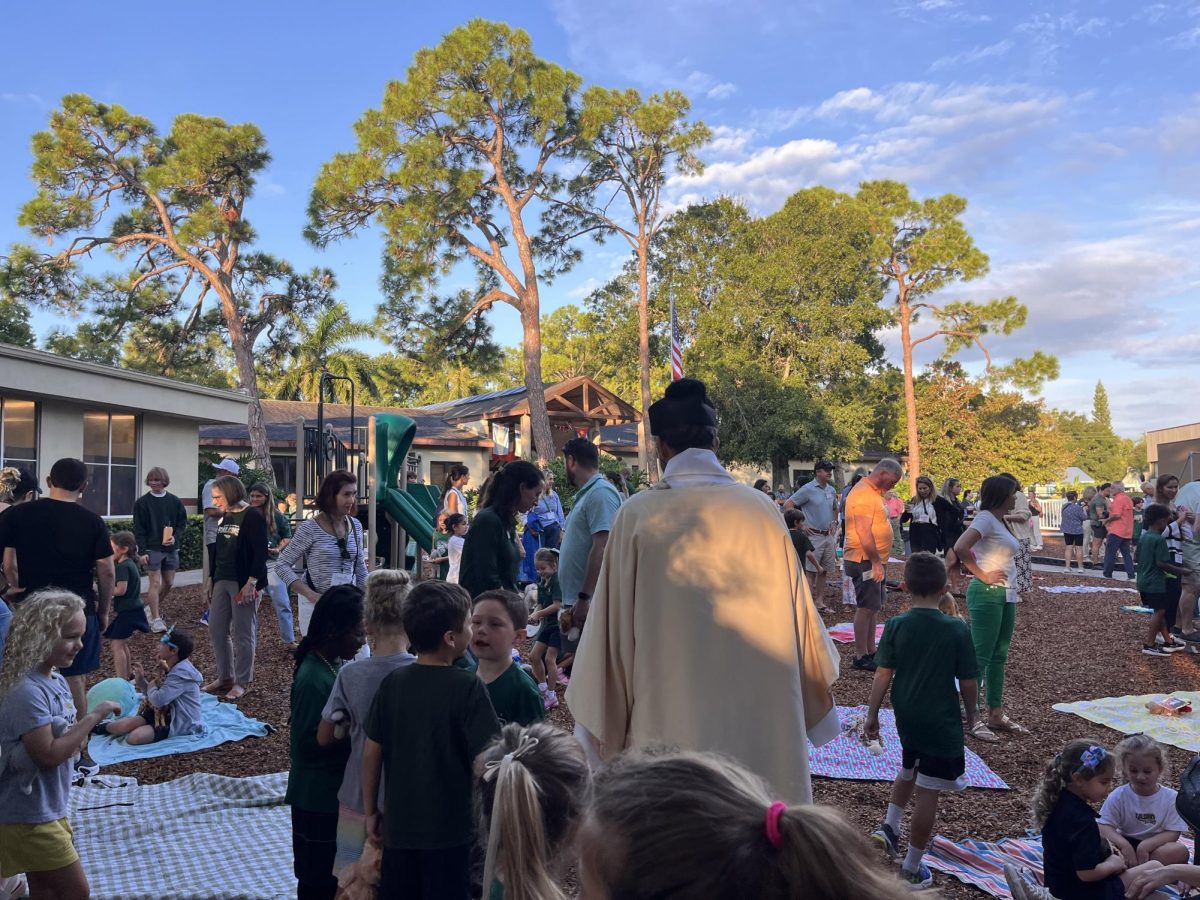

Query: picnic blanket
left=1041, top=585, right=1139, bottom=594
left=807, top=706, right=1008, bottom=789
left=927, top=833, right=1192, bottom=899
left=72, top=772, right=293, bottom=899
left=827, top=622, right=886, bottom=644
left=1053, top=691, right=1200, bottom=752
left=88, top=693, right=270, bottom=765
left=1122, top=605, right=1154, bottom=613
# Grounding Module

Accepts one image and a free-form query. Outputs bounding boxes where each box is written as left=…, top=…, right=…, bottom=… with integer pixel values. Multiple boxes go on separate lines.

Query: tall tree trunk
left=898, top=288, right=920, bottom=493
left=520, top=297, right=555, bottom=466
left=215, top=283, right=277, bottom=486
left=636, top=239, right=659, bottom=482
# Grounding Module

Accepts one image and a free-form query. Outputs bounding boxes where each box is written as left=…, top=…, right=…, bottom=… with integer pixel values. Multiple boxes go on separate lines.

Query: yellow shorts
left=0, top=818, right=78, bottom=874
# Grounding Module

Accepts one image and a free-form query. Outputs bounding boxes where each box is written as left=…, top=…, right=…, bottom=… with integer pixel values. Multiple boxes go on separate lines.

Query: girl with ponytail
left=476, top=722, right=590, bottom=900
left=576, top=750, right=913, bottom=900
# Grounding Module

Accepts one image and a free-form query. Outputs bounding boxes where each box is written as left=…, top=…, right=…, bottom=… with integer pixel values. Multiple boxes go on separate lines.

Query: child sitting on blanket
left=317, top=570, right=415, bottom=880
left=577, top=748, right=915, bottom=900
left=1033, top=740, right=1164, bottom=899
left=92, top=628, right=202, bottom=745
left=475, top=722, right=590, bottom=900
left=1098, top=734, right=1189, bottom=868
left=866, top=552, right=980, bottom=890
left=0, top=591, right=122, bottom=898
left=287, top=585, right=366, bottom=900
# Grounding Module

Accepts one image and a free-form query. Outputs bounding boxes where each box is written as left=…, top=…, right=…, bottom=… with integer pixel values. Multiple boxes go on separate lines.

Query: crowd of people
left=2, top=377, right=1200, bottom=899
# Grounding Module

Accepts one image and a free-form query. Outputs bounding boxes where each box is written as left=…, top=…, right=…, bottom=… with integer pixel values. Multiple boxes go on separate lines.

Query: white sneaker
left=150, top=617, right=167, bottom=634
left=543, top=691, right=560, bottom=711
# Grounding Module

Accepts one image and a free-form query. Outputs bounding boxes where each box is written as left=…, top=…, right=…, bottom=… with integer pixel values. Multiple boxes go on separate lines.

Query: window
left=0, top=398, right=38, bottom=477
left=82, top=412, right=138, bottom=517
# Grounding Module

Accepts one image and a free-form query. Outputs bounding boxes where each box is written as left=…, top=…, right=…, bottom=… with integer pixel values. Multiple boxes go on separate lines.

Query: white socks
left=903, top=844, right=926, bottom=873
left=537, top=682, right=548, bottom=693
left=884, top=802, right=904, bottom=832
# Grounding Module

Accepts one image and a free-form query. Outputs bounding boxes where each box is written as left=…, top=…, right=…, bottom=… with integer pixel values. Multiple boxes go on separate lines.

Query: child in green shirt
left=528, top=548, right=563, bottom=710
left=103, top=531, right=148, bottom=680
left=471, top=590, right=544, bottom=727
left=1137, top=505, right=1192, bottom=657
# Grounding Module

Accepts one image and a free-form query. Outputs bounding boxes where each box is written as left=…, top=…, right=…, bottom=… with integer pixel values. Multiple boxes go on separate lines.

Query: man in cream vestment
left=566, top=378, right=840, bottom=803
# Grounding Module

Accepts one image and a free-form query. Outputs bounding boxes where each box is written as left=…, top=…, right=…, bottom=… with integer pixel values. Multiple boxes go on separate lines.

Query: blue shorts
left=105, top=606, right=150, bottom=640
left=61, top=612, right=101, bottom=676
left=535, top=626, right=562, bottom=650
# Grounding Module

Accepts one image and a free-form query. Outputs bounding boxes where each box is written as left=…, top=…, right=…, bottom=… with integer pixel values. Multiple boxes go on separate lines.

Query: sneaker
left=150, top=617, right=167, bottom=634
left=543, top=691, right=560, bottom=711
left=556, top=668, right=570, bottom=687
left=871, top=823, right=900, bottom=859
left=1179, top=631, right=1200, bottom=643
left=1162, top=638, right=1188, bottom=652
left=1143, top=645, right=1171, bottom=657
left=900, top=863, right=935, bottom=890
left=853, top=655, right=878, bottom=672
left=199, top=610, right=209, bottom=628
left=1155, top=634, right=1165, bottom=645
left=90, top=722, right=110, bottom=737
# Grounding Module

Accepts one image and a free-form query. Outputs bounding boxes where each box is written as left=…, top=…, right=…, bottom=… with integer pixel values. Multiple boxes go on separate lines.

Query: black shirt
left=365, top=664, right=500, bottom=849
left=1041, top=789, right=1124, bottom=900
left=0, top=498, right=112, bottom=615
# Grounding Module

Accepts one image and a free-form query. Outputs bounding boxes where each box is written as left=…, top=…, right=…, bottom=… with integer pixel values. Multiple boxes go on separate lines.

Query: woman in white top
left=902, top=475, right=940, bottom=554
left=440, top=464, right=471, bottom=520
left=946, top=474, right=1028, bottom=742
left=1003, top=474, right=1035, bottom=598
left=1026, top=487, right=1044, bottom=550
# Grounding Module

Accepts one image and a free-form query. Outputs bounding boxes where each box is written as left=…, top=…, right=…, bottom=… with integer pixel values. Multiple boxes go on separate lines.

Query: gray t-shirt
left=202, top=478, right=218, bottom=546
left=560, top=474, right=622, bottom=607
left=0, top=671, right=77, bottom=823
left=787, top=479, right=838, bottom=532
left=320, top=650, right=416, bottom=811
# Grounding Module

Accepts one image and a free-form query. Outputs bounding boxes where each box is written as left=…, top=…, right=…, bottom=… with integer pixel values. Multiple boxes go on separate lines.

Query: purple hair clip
left=1080, top=745, right=1106, bottom=770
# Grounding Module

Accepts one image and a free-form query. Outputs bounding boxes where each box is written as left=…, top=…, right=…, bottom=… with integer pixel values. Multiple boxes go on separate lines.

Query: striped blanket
left=927, top=834, right=1193, bottom=899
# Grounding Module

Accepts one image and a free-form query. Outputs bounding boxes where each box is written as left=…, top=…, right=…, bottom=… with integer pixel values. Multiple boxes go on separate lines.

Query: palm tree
left=270, top=303, right=382, bottom=403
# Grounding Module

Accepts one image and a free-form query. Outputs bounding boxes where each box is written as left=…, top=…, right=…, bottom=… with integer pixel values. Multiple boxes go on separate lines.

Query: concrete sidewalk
left=139, top=569, right=205, bottom=592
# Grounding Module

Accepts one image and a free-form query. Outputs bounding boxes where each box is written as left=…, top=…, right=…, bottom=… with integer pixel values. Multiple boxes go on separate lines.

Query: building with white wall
left=0, top=343, right=250, bottom=515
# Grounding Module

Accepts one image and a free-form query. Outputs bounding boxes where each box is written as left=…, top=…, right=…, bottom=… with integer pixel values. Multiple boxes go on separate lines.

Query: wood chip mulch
left=97, top=567, right=1196, bottom=899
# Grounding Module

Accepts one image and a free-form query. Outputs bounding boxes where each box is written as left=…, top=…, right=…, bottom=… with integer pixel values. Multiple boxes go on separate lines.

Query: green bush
left=106, top=514, right=206, bottom=571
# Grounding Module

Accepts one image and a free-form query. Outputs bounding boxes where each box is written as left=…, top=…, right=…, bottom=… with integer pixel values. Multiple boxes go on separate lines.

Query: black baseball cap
left=815, top=461, right=835, bottom=472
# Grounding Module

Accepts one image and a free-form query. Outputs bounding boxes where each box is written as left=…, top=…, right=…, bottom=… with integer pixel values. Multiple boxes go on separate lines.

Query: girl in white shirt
left=445, top=514, right=467, bottom=584
left=1099, top=734, right=1189, bottom=867
left=945, top=474, right=1027, bottom=743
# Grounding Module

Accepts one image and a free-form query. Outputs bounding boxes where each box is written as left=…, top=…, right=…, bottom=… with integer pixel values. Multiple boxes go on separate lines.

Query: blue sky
left=3, top=0, right=1198, bottom=437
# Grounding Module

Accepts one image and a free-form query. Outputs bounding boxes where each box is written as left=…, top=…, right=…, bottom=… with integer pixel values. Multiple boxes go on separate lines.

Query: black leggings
left=292, top=806, right=338, bottom=900
left=381, top=844, right=472, bottom=900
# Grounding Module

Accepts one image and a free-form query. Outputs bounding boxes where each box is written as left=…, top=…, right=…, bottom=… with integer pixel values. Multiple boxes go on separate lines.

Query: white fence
left=1038, top=498, right=1066, bottom=533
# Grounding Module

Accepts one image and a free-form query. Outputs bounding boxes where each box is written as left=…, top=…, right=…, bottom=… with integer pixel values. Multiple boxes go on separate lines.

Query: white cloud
left=814, top=87, right=884, bottom=118
left=706, top=82, right=737, bottom=100
left=1, top=92, right=46, bottom=107
left=929, top=39, right=1014, bottom=72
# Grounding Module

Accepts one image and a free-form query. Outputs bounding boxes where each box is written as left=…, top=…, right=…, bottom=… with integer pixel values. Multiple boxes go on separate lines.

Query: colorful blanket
left=72, top=772, right=293, bottom=899
left=927, top=833, right=1192, bottom=899
left=88, top=693, right=271, bottom=765
left=1122, top=605, right=1154, bottom=614
left=1053, top=691, right=1200, bottom=752
left=807, top=706, right=1008, bottom=789
left=827, top=622, right=886, bottom=644
left=1042, top=585, right=1139, bottom=594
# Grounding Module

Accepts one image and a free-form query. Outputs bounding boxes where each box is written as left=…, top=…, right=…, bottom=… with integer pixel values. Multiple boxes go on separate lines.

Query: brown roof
left=417, top=376, right=640, bottom=425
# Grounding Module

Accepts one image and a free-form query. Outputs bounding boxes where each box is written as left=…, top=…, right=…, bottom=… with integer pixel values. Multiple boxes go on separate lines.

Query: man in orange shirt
left=844, top=459, right=904, bottom=671
left=1102, top=480, right=1135, bottom=580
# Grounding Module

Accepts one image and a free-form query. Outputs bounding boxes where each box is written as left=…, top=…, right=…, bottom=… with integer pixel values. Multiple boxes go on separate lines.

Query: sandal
left=223, top=685, right=248, bottom=702
left=969, top=720, right=1000, bottom=743
left=990, top=715, right=1030, bottom=735
left=202, top=679, right=233, bottom=695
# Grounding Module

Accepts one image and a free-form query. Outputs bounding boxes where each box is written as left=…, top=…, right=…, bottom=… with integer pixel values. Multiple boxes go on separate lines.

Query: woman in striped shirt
left=273, top=470, right=368, bottom=637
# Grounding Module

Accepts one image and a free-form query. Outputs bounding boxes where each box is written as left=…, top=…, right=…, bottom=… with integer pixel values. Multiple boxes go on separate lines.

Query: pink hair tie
left=764, top=801, right=787, bottom=849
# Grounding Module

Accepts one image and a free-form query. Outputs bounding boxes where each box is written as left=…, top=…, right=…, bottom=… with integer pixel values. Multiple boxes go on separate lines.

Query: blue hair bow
left=1080, top=745, right=1106, bottom=770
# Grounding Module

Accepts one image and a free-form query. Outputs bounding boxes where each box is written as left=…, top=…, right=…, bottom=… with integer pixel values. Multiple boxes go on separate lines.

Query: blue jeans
left=0, top=598, right=11, bottom=664
left=1103, top=533, right=1134, bottom=579
left=264, top=571, right=295, bottom=644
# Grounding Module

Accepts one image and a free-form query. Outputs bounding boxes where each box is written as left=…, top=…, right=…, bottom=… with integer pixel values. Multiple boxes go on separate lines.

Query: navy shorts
left=137, top=707, right=171, bottom=743
left=534, top=626, right=562, bottom=650
left=104, top=607, right=150, bottom=640
left=1142, top=591, right=1169, bottom=611
left=61, top=612, right=101, bottom=676
left=900, top=744, right=967, bottom=792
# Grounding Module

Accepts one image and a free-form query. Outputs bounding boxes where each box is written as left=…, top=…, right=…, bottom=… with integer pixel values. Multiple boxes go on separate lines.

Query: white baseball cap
left=213, top=458, right=241, bottom=475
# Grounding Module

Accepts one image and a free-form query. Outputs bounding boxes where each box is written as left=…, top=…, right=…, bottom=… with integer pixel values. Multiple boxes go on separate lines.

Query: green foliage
left=543, top=452, right=631, bottom=513
left=1053, top=381, right=1134, bottom=482
left=106, top=515, right=206, bottom=571
left=0, top=296, right=35, bottom=348
left=271, top=303, right=383, bottom=403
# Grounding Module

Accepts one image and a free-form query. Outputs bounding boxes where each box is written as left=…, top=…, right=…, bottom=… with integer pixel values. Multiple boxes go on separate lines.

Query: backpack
left=1176, top=754, right=1200, bottom=834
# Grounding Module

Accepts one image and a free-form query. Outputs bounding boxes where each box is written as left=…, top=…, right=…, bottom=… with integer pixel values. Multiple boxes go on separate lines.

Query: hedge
left=105, top=514, right=206, bottom=571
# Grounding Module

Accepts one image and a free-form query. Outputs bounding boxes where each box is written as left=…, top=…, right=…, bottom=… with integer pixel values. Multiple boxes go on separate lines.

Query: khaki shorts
left=0, top=818, right=77, bottom=874
left=807, top=533, right=839, bottom=577
left=1182, top=542, right=1200, bottom=588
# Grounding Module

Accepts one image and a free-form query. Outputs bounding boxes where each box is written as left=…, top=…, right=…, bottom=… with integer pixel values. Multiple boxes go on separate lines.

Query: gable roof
left=417, top=376, right=640, bottom=425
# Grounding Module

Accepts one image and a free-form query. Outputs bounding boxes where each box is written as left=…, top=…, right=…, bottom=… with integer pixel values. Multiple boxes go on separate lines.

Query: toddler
left=528, top=548, right=562, bottom=709
left=92, top=628, right=202, bottom=745
left=103, top=531, right=149, bottom=679
left=578, top=749, right=916, bottom=900
left=1098, top=734, right=1188, bottom=867
left=471, top=590, right=544, bottom=726
left=0, top=591, right=121, bottom=899
left=475, top=722, right=590, bottom=900
left=318, top=569, right=414, bottom=878
left=784, top=509, right=824, bottom=609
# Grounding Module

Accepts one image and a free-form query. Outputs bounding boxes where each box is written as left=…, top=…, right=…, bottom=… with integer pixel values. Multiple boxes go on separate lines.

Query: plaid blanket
left=71, top=772, right=294, bottom=899
left=927, top=834, right=1192, bottom=899
left=808, top=706, right=1008, bottom=789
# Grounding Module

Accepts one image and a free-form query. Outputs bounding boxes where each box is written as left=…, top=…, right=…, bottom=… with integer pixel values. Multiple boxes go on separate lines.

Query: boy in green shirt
left=470, top=589, right=544, bottom=726
left=1138, top=504, right=1192, bottom=657
left=866, top=552, right=979, bottom=890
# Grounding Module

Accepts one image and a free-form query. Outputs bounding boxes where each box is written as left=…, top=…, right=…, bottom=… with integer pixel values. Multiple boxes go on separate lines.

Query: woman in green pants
left=946, top=474, right=1029, bottom=742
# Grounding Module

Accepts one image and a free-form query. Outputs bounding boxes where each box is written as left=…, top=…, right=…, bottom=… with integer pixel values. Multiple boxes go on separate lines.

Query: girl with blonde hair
left=0, top=591, right=122, bottom=899
left=576, top=749, right=915, bottom=900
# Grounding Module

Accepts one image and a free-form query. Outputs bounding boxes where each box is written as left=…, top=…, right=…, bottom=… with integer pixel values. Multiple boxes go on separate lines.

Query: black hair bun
left=663, top=378, right=710, bottom=404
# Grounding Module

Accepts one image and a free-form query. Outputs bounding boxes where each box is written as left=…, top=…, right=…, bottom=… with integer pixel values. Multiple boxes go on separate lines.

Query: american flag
left=669, top=296, right=683, bottom=381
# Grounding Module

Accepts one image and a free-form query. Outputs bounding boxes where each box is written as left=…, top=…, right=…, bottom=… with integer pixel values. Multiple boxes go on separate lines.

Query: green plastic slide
left=374, top=415, right=435, bottom=553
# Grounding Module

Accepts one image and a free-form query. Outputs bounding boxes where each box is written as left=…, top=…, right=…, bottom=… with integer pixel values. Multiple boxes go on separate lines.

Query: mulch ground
left=94, top=567, right=1198, bottom=899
